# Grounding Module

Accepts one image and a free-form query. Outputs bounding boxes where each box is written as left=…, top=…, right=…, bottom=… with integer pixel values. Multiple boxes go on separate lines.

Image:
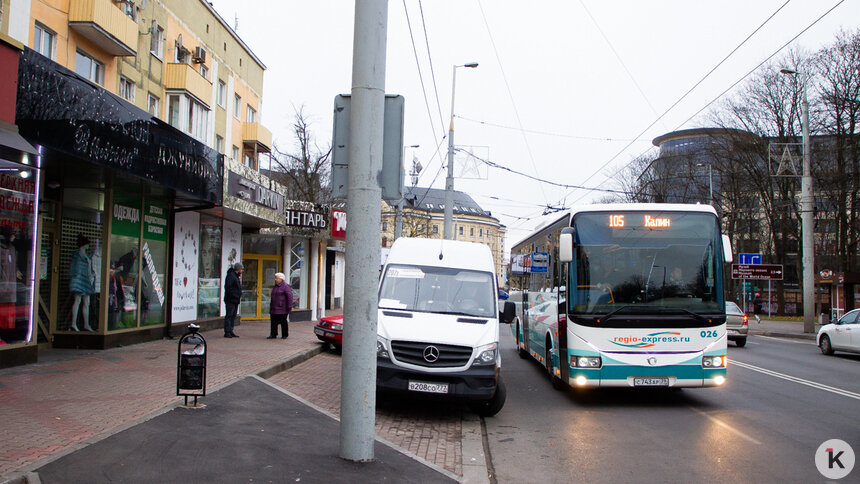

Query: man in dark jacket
left=267, top=272, right=293, bottom=339
left=223, top=262, right=244, bottom=337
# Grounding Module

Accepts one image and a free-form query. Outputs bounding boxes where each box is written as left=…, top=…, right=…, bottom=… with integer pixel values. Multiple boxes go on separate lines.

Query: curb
left=749, top=330, right=816, bottom=341
left=255, top=344, right=326, bottom=379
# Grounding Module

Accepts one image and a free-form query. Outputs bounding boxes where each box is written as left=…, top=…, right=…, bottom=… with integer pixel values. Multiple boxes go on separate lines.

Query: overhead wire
left=454, top=115, right=644, bottom=142
left=557, top=0, right=798, bottom=208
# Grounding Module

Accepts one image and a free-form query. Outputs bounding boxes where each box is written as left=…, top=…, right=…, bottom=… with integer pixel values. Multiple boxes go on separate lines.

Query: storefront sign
left=285, top=209, right=328, bottom=229
left=111, top=194, right=141, bottom=239
left=142, top=242, right=165, bottom=306
left=143, top=202, right=168, bottom=242
left=331, top=209, right=346, bottom=239
left=227, top=171, right=284, bottom=212
left=15, top=50, right=222, bottom=204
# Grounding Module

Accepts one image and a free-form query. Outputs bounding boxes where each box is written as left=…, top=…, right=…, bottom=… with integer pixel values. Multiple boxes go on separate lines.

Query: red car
left=314, top=314, right=343, bottom=350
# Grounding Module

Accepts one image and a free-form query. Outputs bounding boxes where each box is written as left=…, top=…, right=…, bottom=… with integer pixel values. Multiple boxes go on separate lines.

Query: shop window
left=0, top=167, right=38, bottom=345
left=108, top=189, right=142, bottom=330
left=60, top=188, right=105, bottom=332
left=289, top=240, right=307, bottom=310
left=197, top=216, right=222, bottom=319
left=34, top=23, right=55, bottom=60
left=141, top=201, right=168, bottom=326
left=75, top=50, right=104, bottom=85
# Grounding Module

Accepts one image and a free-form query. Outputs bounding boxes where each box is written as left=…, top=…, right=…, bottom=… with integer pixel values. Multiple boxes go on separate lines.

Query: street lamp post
left=443, top=62, right=478, bottom=240
left=781, top=68, right=815, bottom=333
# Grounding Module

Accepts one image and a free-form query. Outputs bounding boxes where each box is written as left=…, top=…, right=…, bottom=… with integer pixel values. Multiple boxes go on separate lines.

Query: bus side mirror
left=501, top=301, right=516, bottom=324
left=559, top=228, right=574, bottom=262
left=722, top=234, right=733, bottom=263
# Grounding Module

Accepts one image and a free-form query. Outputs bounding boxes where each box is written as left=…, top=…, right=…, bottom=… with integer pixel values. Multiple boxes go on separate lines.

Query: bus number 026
left=700, top=330, right=719, bottom=338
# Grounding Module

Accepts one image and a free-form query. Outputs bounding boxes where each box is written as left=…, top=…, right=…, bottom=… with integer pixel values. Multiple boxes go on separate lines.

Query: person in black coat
left=223, top=262, right=244, bottom=337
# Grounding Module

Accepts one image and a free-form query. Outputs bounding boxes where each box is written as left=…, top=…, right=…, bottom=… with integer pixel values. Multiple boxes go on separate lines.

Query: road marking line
left=687, top=406, right=762, bottom=445
left=753, top=335, right=810, bottom=344
left=731, top=360, right=860, bottom=401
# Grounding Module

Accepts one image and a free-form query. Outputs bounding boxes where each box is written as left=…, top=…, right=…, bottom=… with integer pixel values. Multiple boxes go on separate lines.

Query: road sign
left=738, top=253, right=762, bottom=265
left=732, top=264, right=783, bottom=280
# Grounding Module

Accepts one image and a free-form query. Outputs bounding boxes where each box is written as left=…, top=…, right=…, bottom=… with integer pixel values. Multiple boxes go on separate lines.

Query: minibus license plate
left=634, top=377, right=669, bottom=387
left=408, top=381, right=449, bottom=394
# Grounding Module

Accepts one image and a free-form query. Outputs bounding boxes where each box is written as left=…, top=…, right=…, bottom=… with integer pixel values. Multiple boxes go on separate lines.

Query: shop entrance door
left=240, top=254, right=281, bottom=319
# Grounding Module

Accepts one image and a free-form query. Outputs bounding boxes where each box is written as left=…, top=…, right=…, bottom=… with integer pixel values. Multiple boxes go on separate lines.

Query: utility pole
left=394, top=145, right=418, bottom=241
left=340, top=0, right=387, bottom=462
left=780, top=68, right=815, bottom=333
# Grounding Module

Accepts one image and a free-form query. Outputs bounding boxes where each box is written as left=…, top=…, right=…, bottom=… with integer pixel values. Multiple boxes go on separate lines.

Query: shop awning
left=0, top=122, right=39, bottom=163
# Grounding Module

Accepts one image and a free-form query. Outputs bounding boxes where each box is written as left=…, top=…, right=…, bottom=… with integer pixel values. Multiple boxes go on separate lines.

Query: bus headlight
left=702, top=355, right=726, bottom=368
left=376, top=336, right=391, bottom=360
left=570, top=355, right=601, bottom=368
left=472, top=342, right=498, bottom=366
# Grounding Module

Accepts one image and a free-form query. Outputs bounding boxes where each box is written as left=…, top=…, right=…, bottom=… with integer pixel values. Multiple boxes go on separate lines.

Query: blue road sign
left=739, top=253, right=762, bottom=265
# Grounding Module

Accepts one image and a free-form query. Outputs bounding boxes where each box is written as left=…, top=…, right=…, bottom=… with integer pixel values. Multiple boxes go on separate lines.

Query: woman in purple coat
left=268, top=272, right=293, bottom=339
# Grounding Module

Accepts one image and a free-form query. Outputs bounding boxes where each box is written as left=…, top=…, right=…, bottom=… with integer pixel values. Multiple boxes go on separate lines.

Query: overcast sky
left=210, top=0, right=859, bottom=253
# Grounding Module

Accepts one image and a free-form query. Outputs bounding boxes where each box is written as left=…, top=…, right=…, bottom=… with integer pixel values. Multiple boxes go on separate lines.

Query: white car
left=817, top=308, right=860, bottom=355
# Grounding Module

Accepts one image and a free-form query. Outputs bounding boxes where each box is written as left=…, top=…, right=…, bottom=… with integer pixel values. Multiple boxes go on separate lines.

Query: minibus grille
left=390, top=341, right=473, bottom=367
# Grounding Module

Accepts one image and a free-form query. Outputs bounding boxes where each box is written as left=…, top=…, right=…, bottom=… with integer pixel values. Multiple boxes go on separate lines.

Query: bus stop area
left=0, top=317, right=483, bottom=483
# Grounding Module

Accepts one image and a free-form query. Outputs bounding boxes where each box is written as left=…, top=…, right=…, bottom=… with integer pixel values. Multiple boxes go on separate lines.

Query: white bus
left=503, top=203, right=732, bottom=389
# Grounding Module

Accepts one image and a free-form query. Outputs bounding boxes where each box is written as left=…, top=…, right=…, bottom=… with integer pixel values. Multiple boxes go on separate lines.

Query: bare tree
left=268, top=106, right=332, bottom=204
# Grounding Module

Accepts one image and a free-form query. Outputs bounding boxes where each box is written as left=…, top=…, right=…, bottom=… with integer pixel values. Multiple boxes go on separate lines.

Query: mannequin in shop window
left=0, top=227, right=20, bottom=332
left=69, top=234, right=96, bottom=331
left=107, top=261, right=125, bottom=328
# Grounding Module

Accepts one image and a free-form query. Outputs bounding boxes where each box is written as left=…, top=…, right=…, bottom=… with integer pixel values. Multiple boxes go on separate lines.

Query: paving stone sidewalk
left=0, top=319, right=324, bottom=480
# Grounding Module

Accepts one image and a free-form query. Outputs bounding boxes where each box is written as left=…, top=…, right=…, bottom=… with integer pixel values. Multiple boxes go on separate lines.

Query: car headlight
left=376, top=336, right=391, bottom=360
left=472, top=342, right=498, bottom=366
left=569, top=355, right=602, bottom=368
left=702, top=355, right=727, bottom=368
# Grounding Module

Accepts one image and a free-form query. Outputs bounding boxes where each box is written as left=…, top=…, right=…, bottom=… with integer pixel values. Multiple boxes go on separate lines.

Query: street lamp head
left=462, top=62, right=479, bottom=68
left=779, top=68, right=798, bottom=75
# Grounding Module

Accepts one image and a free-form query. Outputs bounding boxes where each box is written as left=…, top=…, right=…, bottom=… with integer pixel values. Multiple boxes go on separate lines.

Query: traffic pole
left=340, top=0, right=387, bottom=462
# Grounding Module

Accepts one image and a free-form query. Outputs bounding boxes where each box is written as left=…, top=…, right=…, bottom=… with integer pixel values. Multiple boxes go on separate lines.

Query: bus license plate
left=634, top=377, right=669, bottom=387
left=408, top=381, right=449, bottom=394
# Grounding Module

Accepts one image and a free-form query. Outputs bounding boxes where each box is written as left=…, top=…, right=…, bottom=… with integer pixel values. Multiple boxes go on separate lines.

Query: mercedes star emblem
left=423, top=345, right=440, bottom=363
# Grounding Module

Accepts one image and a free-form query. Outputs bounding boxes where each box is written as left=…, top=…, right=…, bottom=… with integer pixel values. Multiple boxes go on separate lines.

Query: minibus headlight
left=472, top=342, right=498, bottom=366
left=377, top=336, right=391, bottom=360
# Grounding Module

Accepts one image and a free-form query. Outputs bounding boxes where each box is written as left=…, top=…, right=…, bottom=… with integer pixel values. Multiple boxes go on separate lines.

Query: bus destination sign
left=609, top=214, right=671, bottom=228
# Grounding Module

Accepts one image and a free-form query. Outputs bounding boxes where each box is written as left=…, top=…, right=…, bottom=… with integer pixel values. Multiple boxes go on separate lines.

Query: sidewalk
left=0, top=316, right=478, bottom=483
left=746, top=317, right=817, bottom=341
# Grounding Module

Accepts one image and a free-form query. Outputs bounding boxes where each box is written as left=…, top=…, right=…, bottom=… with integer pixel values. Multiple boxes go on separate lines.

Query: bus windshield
left=569, top=211, right=723, bottom=320
left=379, top=264, right=496, bottom=318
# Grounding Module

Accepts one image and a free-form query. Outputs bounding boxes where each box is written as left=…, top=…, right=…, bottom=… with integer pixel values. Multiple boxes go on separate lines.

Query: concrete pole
left=340, top=0, right=387, bottom=462
left=800, top=75, right=815, bottom=333
left=443, top=64, right=457, bottom=240
left=394, top=200, right=402, bottom=240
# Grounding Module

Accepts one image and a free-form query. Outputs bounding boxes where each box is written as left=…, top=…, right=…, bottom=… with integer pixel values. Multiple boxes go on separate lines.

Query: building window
left=119, top=76, right=135, bottom=102
left=121, top=0, right=136, bottom=20
left=459, top=226, right=463, bottom=236
left=382, top=221, right=388, bottom=232
left=187, top=98, right=209, bottom=141
left=167, top=95, right=181, bottom=128
left=470, top=227, right=474, bottom=236
left=233, top=94, right=241, bottom=119
left=215, top=135, right=224, bottom=154
left=75, top=50, right=104, bottom=85
left=34, top=23, right=55, bottom=59
left=199, top=64, right=208, bottom=80
left=232, top=145, right=239, bottom=161
left=150, top=22, right=164, bottom=58
left=147, top=93, right=159, bottom=116
left=246, top=105, right=256, bottom=123
left=217, top=80, right=226, bottom=108
left=479, top=228, right=483, bottom=237
left=432, top=225, right=438, bottom=234
left=243, top=153, right=253, bottom=166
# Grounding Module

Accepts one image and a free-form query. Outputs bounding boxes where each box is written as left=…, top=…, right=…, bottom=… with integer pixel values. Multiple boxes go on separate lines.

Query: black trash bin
left=177, top=323, right=206, bottom=405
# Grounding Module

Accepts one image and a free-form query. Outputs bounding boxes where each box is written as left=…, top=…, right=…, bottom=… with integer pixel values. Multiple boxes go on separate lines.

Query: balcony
left=164, top=63, right=212, bottom=106
left=242, top=122, right=272, bottom=153
left=69, top=0, right=137, bottom=56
